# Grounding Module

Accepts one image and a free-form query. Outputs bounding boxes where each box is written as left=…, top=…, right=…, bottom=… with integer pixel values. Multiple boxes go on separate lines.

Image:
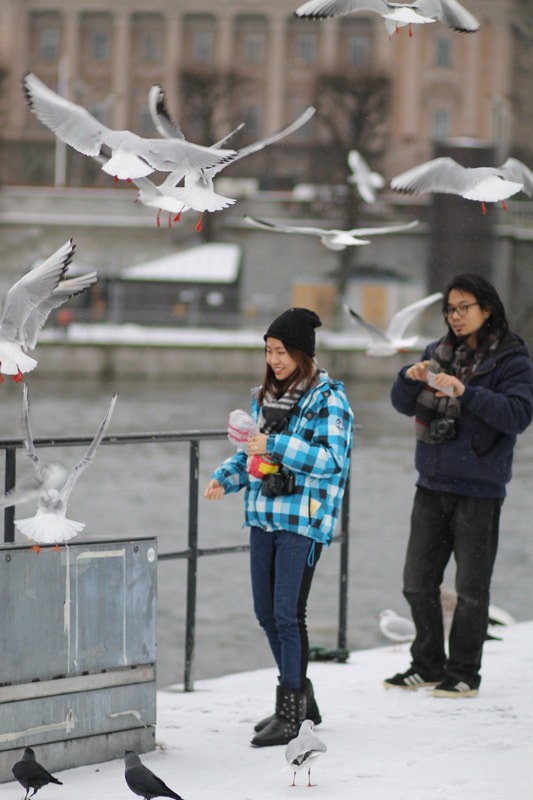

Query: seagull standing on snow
left=149, top=96, right=316, bottom=231
left=344, top=292, right=443, bottom=356
left=285, top=720, right=327, bottom=787
left=124, top=751, right=185, bottom=800
left=244, top=215, right=418, bottom=251
left=23, top=73, right=235, bottom=182
left=12, top=747, right=63, bottom=800
left=390, top=156, right=533, bottom=214
left=377, top=609, right=416, bottom=648
left=0, top=239, right=96, bottom=382
left=294, top=0, right=480, bottom=37
left=347, top=150, right=385, bottom=203
left=0, top=387, right=117, bottom=551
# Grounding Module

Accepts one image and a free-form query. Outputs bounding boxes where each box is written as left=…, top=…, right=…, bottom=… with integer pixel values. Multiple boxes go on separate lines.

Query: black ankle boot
left=251, top=685, right=306, bottom=747
left=254, top=677, right=321, bottom=733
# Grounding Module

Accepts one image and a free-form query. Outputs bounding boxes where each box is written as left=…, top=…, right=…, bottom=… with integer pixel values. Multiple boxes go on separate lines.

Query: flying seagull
left=347, top=150, right=385, bottom=204
left=285, top=720, right=327, bottom=787
left=12, top=747, right=63, bottom=800
left=390, top=156, right=533, bottom=214
left=148, top=89, right=315, bottom=231
left=0, top=239, right=96, bottom=381
left=0, top=386, right=117, bottom=551
left=294, top=0, right=480, bottom=37
left=124, top=751, right=185, bottom=800
left=344, top=292, right=443, bottom=356
left=377, top=609, right=416, bottom=647
left=124, top=85, right=246, bottom=226
left=23, top=73, right=235, bottom=181
left=244, top=215, right=419, bottom=250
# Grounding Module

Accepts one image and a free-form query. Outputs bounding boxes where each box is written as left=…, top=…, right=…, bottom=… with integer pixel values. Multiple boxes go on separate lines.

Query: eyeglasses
left=444, top=302, right=480, bottom=319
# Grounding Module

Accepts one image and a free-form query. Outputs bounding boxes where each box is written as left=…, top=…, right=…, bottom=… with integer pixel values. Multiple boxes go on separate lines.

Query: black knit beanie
left=263, top=307, right=322, bottom=357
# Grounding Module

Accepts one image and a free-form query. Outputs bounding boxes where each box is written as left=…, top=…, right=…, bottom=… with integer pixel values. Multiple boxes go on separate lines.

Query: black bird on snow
left=12, top=747, right=63, bottom=800
left=124, top=751, right=185, bottom=800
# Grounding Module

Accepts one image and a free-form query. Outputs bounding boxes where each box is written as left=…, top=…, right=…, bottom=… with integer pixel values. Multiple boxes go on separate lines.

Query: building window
left=243, top=105, right=261, bottom=138
left=89, top=102, right=110, bottom=126
left=142, top=31, right=162, bottom=62
left=39, top=27, right=60, bottom=61
left=243, top=33, right=265, bottom=65
left=193, top=31, right=214, bottom=63
left=434, top=36, right=452, bottom=67
left=348, top=35, right=370, bottom=66
left=295, top=35, right=317, bottom=66
left=91, top=29, right=110, bottom=61
left=291, top=106, right=313, bottom=140
left=431, top=107, right=451, bottom=141
left=138, top=105, right=155, bottom=135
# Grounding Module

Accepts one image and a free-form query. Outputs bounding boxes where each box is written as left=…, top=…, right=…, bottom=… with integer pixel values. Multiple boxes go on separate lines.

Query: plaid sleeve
left=212, top=450, right=249, bottom=494
left=267, top=388, right=352, bottom=478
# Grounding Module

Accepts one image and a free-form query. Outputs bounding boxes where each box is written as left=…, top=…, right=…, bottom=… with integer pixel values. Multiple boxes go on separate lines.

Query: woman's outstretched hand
left=204, top=478, right=225, bottom=500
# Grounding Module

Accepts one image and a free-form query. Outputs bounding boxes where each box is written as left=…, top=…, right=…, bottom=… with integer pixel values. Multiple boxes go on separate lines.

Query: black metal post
left=3, top=447, right=16, bottom=543
left=183, top=439, right=200, bottom=691
left=337, top=470, right=350, bottom=652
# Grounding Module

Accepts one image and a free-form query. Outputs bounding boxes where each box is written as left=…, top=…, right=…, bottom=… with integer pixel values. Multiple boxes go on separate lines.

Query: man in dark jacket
left=384, top=273, right=533, bottom=697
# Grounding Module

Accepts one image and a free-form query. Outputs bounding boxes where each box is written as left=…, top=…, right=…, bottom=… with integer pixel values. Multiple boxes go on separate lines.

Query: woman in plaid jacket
left=204, top=308, right=353, bottom=747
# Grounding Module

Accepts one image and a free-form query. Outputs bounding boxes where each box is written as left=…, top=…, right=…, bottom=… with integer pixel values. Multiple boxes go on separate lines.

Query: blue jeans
left=250, top=526, right=321, bottom=690
left=403, top=486, right=502, bottom=688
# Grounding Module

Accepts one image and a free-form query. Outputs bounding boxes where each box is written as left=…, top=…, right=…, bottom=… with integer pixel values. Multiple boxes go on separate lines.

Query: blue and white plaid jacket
left=211, top=370, right=354, bottom=545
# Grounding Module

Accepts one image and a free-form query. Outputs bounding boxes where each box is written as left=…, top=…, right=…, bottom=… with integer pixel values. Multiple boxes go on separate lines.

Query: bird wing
left=415, top=0, right=480, bottom=31
left=148, top=85, right=185, bottom=140
left=343, top=305, right=389, bottom=343
left=0, top=239, right=75, bottom=346
left=24, top=73, right=236, bottom=177
left=24, top=72, right=112, bottom=156
left=147, top=83, right=245, bottom=149
left=386, top=292, right=443, bottom=340
left=295, top=0, right=391, bottom=18
left=244, top=215, right=333, bottom=237
left=498, top=158, right=533, bottom=198
left=390, top=157, right=475, bottom=196
left=346, top=219, right=419, bottom=236
left=21, top=383, right=42, bottom=483
left=203, top=106, right=316, bottom=178
left=59, top=394, right=117, bottom=503
left=23, top=272, right=97, bottom=350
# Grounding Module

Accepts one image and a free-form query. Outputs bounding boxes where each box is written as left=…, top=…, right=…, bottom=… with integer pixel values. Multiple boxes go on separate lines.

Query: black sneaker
left=383, top=667, right=443, bottom=690
left=432, top=679, right=478, bottom=698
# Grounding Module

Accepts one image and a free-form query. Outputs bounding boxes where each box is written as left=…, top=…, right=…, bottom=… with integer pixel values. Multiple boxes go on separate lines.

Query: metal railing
left=0, top=429, right=351, bottom=692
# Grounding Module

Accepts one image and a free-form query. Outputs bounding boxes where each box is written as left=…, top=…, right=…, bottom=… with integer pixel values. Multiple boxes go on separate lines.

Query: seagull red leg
left=12, top=369, right=24, bottom=383
left=195, top=213, right=204, bottom=232
left=481, top=202, right=487, bottom=215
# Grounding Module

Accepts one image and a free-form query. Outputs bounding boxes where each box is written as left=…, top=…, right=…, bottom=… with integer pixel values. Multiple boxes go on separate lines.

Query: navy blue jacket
left=391, top=331, right=533, bottom=497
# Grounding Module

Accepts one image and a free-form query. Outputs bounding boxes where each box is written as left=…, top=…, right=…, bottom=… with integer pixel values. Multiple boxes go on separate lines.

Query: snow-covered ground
left=4, top=621, right=532, bottom=800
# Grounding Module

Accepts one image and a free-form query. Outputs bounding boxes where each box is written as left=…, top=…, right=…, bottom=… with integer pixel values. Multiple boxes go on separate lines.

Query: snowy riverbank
left=4, top=620, right=533, bottom=800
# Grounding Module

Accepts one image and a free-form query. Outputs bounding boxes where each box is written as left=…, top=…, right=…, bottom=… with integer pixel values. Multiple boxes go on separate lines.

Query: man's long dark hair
left=258, top=345, right=317, bottom=405
left=442, top=273, right=509, bottom=345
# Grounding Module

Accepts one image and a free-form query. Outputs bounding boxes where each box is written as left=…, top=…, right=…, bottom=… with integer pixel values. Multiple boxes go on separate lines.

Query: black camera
left=261, top=471, right=296, bottom=497
left=429, top=417, right=458, bottom=443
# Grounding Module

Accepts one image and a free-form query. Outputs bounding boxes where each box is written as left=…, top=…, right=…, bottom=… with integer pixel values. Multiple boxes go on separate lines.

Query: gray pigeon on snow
left=124, top=751, right=185, bottom=800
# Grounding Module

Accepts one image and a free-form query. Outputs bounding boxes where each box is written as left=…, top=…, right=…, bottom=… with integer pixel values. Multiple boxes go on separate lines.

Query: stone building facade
left=0, top=0, right=532, bottom=187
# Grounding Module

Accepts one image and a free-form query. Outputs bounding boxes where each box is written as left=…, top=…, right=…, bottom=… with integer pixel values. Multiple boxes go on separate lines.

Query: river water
left=1, top=373, right=532, bottom=689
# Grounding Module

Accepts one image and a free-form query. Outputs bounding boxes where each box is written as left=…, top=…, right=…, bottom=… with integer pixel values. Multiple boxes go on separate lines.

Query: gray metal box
left=0, top=537, right=157, bottom=782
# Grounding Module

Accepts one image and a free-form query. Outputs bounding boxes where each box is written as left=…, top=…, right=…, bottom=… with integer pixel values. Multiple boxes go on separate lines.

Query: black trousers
left=403, top=486, right=502, bottom=688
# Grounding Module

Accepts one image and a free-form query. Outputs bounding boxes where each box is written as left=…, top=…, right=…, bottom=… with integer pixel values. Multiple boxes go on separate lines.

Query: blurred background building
left=0, top=0, right=533, bottom=337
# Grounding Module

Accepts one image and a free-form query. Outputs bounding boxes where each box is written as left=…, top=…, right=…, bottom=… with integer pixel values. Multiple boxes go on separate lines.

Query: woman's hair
left=442, top=273, right=508, bottom=342
left=258, top=345, right=317, bottom=405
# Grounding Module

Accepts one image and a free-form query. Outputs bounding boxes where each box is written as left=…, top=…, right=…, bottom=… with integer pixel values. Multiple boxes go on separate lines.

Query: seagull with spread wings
left=294, top=0, right=480, bottom=37
left=244, top=215, right=418, bottom=250
left=23, top=73, right=235, bottom=182
left=0, top=387, right=117, bottom=551
left=0, top=239, right=96, bottom=382
left=344, top=292, right=443, bottom=356
left=390, top=156, right=533, bottom=214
